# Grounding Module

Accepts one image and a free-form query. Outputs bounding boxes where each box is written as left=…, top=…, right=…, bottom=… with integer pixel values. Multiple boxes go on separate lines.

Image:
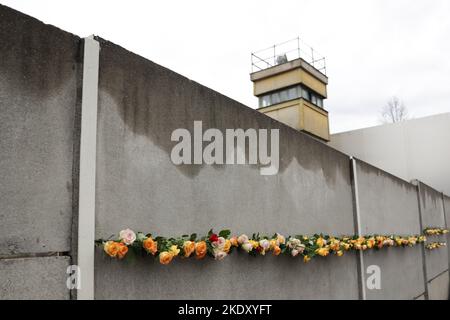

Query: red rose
left=209, top=233, right=219, bottom=243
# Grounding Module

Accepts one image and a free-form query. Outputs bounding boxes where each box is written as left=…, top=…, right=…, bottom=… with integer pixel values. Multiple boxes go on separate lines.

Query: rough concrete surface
left=418, top=182, right=449, bottom=281
left=94, top=39, right=359, bottom=299
left=427, top=271, right=449, bottom=300
left=0, top=5, right=81, bottom=255
left=95, top=248, right=359, bottom=299
left=0, top=256, right=71, bottom=299
left=356, top=160, right=426, bottom=299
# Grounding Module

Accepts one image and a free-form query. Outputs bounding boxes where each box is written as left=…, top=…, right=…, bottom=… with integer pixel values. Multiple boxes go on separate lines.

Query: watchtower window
left=258, top=85, right=324, bottom=109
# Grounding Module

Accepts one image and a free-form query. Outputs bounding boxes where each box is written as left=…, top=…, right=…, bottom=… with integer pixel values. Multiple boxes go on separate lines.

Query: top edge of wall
left=0, top=4, right=81, bottom=41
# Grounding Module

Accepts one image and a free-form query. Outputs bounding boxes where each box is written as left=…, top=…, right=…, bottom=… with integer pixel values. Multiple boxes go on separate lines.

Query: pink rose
left=119, top=228, right=136, bottom=245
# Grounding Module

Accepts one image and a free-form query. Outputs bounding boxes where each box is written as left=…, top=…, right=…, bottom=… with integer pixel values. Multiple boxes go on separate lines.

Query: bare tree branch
left=380, top=96, right=409, bottom=123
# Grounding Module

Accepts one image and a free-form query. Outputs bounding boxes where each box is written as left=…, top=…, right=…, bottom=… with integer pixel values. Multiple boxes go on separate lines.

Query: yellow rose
left=273, top=245, right=281, bottom=256
left=143, top=237, right=158, bottom=255
left=169, top=245, right=180, bottom=256
left=336, top=250, right=344, bottom=257
left=117, top=243, right=128, bottom=259
left=316, top=237, right=325, bottom=248
left=104, top=241, right=120, bottom=258
left=195, top=241, right=207, bottom=259
left=183, top=241, right=195, bottom=258
left=315, top=247, right=330, bottom=257
left=329, top=239, right=340, bottom=251
left=269, top=239, right=277, bottom=249
left=303, top=255, right=311, bottom=263
left=223, top=239, right=232, bottom=253
left=250, top=240, right=259, bottom=249
left=159, top=251, right=174, bottom=265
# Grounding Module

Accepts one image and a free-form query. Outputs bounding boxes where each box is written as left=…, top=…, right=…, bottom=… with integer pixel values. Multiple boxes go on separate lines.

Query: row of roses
left=426, top=242, right=447, bottom=250
left=424, top=228, right=449, bottom=236
left=96, top=227, right=449, bottom=265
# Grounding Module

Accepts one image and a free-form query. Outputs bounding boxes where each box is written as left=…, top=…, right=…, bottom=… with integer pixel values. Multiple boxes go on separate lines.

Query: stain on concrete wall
left=355, top=160, right=426, bottom=299
left=94, top=39, right=359, bottom=299
left=0, top=5, right=81, bottom=299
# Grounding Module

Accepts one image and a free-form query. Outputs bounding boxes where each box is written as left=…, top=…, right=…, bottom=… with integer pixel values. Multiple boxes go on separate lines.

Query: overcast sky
left=3, top=0, right=450, bottom=133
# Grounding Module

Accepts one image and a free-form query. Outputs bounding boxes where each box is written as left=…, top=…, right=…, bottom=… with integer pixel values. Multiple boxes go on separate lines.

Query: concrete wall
left=0, top=256, right=71, bottom=300
left=94, top=38, right=359, bottom=299
left=417, top=182, right=449, bottom=299
left=0, top=5, right=81, bottom=299
left=330, top=113, right=450, bottom=196
left=355, top=160, right=426, bottom=299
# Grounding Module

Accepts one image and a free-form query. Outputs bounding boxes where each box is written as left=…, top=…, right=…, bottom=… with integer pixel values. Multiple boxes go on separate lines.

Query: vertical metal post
left=413, top=180, right=429, bottom=300
left=350, top=157, right=367, bottom=300
left=441, top=193, right=450, bottom=273
left=77, top=35, right=100, bottom=300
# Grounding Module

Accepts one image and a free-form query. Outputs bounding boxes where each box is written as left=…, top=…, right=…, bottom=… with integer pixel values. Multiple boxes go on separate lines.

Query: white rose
left=119, top=228, right=136, bottom=245
left=238, top=234, right=249, bottom=244
left=213, top=237, right=226, bottom=250
left=214, top=249, right=228, bottom=260
left=241, top=242, right=253, bottom=252
left=287, top=237, right=300, bottom=249
left=259, top=239, right=270, bottom=250
left=291, top=249, right=299, bottom=257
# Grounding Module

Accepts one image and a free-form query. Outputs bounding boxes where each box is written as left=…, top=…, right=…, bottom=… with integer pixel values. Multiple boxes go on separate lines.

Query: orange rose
left=104, top=241, right=120, bottom=258
left=195, top=241, right=207, bottom=259
left=273, top=245, right=281, bottom=256
left=159, top=251, right=174, bottom=265
left=117, top=243, right=128, bottom=259
left=143, top=237, right=158, bottom=255
left=183, top=241, right=195, bottom=258
left=230, top=237, right=238, bottom=247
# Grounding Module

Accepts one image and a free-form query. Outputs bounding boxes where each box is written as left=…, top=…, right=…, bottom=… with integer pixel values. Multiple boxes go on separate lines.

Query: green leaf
left=219, top=229, right=231, bottom=238
left=190, top=233, right=197, bottom=241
